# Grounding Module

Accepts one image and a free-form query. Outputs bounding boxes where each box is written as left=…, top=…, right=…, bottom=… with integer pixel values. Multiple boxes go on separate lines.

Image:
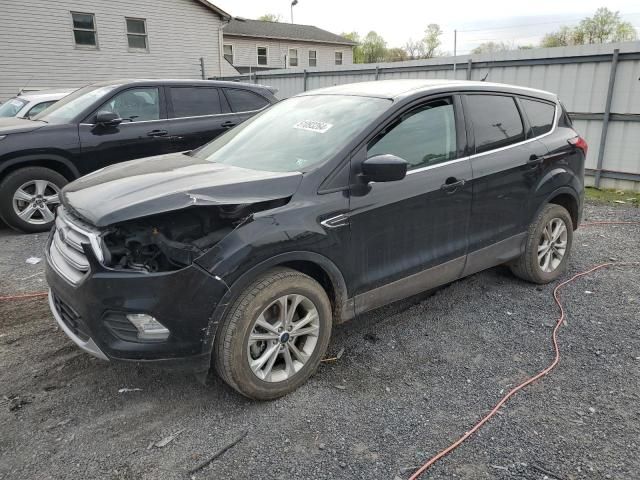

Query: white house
left=0, top=0, right=239, bottom=100
left=222, top=18, right=356, bottom=73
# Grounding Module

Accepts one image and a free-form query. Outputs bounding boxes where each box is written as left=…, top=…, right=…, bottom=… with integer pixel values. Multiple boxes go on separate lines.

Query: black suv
left=0, top=79, right=277, bottom=232
left=45, top=80, right=586, bottom=400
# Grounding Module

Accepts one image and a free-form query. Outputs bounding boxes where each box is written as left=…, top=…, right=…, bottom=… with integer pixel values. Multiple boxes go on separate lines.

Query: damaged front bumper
left=45, top=230, right=229, bottom=372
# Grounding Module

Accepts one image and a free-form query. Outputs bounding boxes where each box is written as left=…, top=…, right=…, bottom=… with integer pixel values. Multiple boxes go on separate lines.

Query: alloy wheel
left=538, top=217, right=568, bottom=273
left=247, top=294, right=320, bottom=383
left=12, top=180, right=60, bottom=225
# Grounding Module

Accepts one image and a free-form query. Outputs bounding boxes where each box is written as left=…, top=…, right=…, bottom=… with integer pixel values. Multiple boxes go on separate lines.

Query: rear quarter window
left=465, top=94, right=524, bottom=154
left=520, top=98, right=556, bottom=137
left=223, top=88, right=269, bottom=113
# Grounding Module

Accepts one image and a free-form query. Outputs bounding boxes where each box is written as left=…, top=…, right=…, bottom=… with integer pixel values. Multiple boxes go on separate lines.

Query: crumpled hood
left=0, top=117, right=47, bottom=135
left=63, top=152, right=303, bottom=227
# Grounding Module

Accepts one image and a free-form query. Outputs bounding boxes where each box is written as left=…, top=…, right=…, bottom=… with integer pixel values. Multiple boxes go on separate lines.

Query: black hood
left=62, top=152, right=303, bottom=227
left=0, top=117, right=47, bottom=135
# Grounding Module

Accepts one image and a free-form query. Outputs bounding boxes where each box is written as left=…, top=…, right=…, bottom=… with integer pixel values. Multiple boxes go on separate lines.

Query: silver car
left=0, top=89, right=73, bottom=119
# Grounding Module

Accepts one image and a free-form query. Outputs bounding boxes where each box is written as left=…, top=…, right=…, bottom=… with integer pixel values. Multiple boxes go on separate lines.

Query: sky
left=212, top=0, right=640, bottom=54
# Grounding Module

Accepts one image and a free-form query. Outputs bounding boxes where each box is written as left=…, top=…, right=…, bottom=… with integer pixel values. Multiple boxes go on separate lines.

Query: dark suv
left=0, top=79, right=277, bottom=232
left=45, top=80, right=586, bottom=400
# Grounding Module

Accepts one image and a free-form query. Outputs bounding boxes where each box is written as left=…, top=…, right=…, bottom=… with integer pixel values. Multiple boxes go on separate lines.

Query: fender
left=201, top=250, right=352, bottom=353
left=532, top=185, right=581, bottom=227
left=0, top=154, right=80, bottom=179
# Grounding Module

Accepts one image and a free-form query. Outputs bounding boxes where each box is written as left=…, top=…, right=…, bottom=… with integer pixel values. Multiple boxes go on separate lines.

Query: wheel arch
left=535, top=186, right=581, bottom=230
left=204, top=251, right=352, bottom=352
left=0, top=154, right=80, bottom=182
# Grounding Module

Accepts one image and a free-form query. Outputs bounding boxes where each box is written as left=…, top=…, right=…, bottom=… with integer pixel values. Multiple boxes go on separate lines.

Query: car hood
left=0, top=117, right=47, bottom=135
left=62, top=152, right=303, bottom=227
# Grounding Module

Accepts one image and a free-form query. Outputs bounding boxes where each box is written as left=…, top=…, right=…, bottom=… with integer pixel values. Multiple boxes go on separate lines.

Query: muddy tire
left=510, top=204, right=573, bottom=284
left=213, top=267, right=332, bottom=400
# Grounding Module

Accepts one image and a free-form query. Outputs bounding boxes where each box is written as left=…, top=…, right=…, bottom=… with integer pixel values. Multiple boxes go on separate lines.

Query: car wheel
left=0, top=167, right=67, bottom=233
left=214, top=267, right=332, bottom=400
left=510, top=204, right=573, bottom=284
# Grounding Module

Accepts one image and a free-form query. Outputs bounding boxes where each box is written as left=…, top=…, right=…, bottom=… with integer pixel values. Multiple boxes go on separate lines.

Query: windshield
left=33, top=84, right=120, bottom=124
left=192, top=95, right=391, bottom=172
left=0, top=97, right=28, bottom=117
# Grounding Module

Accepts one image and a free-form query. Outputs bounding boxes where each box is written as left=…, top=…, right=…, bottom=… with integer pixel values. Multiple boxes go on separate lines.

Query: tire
left=0, top=167, right=68, bottom=233
left=214, top=267, right=332, bottom=400
left=510, top=204, right=573, bottom=284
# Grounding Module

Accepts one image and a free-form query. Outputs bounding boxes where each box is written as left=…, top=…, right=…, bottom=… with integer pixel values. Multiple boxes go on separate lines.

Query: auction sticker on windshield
left=294, top=120, right=333, bottom=133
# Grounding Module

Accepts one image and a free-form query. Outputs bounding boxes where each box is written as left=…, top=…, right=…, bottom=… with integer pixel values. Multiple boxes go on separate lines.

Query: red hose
left=409, top=259, right=640, bottom=479
left=0, top=291, right=48, bottom=302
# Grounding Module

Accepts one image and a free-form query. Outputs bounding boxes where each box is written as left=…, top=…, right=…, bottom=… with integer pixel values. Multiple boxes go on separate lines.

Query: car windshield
left=191, top=95, right=391, bottom=172
left=32, top=85, right=120, bottom=124
left=0, top=97, right=28, bottom=117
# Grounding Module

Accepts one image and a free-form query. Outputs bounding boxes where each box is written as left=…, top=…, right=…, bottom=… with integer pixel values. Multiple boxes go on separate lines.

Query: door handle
left=147, top=129, right=168, bottom=137
left=221, top=121, right=237, bottom=129
left=441, top=177, right=466, bottom=193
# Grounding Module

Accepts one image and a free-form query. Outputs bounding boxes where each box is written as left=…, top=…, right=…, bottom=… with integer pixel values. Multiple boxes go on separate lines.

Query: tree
left=404, top=39, right=425, bottom=60
left=385, top=47, right=408, bottom=62
left=540, top=26, right=574, bottom=47
left=422, top=24, right=442, bottom=58
left=341, top=32, right=365, bottom=63
left=471, top=41, right=511, bottom=54
left=258, top=13, right=281, bottom=22
left=361, top=31, right=387, bottom=63
left=541, top=8, right=636, bottom=47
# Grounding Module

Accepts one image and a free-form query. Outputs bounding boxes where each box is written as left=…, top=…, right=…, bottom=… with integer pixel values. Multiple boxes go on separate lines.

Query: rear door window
left=169, top=87, right=222, bottom=118
left=223, top=88, right=269, bottom=113
left=520, top=98, right=556, bottom=137
left=465, top=94, right=524, bottom=154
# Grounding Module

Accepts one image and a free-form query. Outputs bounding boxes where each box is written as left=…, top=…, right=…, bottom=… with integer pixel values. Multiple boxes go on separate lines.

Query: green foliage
left=423, top=24, right=443, bottom=58
left=384, top=47, right=408, bottom=62
left=341, top=32, right=365, bottom=63
left=541, top=8, right=636, bottom=47
left=258, top=13, right=281, bottom=22
left=361, top=31, right=387, bottom=63
left=471, top=41, right=511, bottom=54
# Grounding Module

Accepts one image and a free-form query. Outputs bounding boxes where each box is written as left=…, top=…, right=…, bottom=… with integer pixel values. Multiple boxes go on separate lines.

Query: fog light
left=126, top=314, right=170, bottom=341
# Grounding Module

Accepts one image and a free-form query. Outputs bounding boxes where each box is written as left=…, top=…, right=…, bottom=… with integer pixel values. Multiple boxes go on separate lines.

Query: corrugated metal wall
left=216, top=41, right=640, bottom=191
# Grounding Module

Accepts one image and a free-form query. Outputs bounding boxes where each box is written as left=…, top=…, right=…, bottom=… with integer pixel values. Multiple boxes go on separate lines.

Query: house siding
left=0, top=0, right=226, bottom=100
left=222, top=35, right=353, bottom=70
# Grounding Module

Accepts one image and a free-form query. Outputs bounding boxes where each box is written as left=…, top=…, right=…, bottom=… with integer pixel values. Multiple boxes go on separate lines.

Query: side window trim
left=460, top=92, right=559, bottom=159
left=81, top=86, right=166, bottom=124
left=221, top=88, right=270, bottom=114
left=166, top=86, right=225, bottom=119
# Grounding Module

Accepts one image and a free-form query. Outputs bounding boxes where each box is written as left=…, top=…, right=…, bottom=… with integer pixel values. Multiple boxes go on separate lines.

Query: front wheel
left=0, top=167, right=67, bottom=233
left=510, top=204, right=573, bottom=284
left=214, top=268, right=332, bottom=400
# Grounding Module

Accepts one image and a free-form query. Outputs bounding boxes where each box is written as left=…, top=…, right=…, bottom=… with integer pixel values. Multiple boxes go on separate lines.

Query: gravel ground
left=0, top=201, right=639, bottom=480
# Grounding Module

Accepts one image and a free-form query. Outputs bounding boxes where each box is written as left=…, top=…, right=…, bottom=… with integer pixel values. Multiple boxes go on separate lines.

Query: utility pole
left=291, top=0, right=298, bottom=23
left=453, top=30, right=457, bottom=76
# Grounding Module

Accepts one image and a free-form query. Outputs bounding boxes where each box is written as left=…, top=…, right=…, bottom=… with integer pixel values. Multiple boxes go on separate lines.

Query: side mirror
left=361, top=154, right=408, bottom=183
left=95, top=111, right=122, bottom=126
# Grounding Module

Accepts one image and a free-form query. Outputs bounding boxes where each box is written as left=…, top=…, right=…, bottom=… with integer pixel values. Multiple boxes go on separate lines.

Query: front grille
left=49, top=207, right=98, bottom=285
left=51, top=293, right=90, bottom=341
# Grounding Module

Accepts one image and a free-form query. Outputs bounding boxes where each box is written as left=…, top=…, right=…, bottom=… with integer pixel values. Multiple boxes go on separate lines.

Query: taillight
left=568, top=136, right=588, bottom=156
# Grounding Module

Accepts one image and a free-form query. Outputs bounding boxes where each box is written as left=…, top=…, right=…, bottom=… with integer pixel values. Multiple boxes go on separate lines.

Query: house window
left=289, top=48, right=298, bottom=67
left=126, top=18, right=148, bottom=51
left=257, top=46, right=268, bottom=66
left=335, top=51, right=343, bottom=65
left=71, top=12, right=97, bottom=48
left=223, top=44, right=233, bottom=64
left=309, top=50, right=317, bottom=67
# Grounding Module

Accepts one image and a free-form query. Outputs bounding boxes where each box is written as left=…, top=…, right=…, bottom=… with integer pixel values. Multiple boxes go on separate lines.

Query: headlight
left=0, top=135, right=6, bottom=141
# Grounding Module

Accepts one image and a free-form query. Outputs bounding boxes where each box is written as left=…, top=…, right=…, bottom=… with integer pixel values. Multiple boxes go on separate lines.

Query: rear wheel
left=0, top=167, right=67, bottom=233
left=214, top=268, right=332, bottom=400
left=510, top=204, right=573, bottom=284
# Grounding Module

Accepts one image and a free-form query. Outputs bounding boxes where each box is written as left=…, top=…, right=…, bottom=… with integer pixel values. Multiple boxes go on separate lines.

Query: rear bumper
left=45, top=231, right=228, bottom=372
